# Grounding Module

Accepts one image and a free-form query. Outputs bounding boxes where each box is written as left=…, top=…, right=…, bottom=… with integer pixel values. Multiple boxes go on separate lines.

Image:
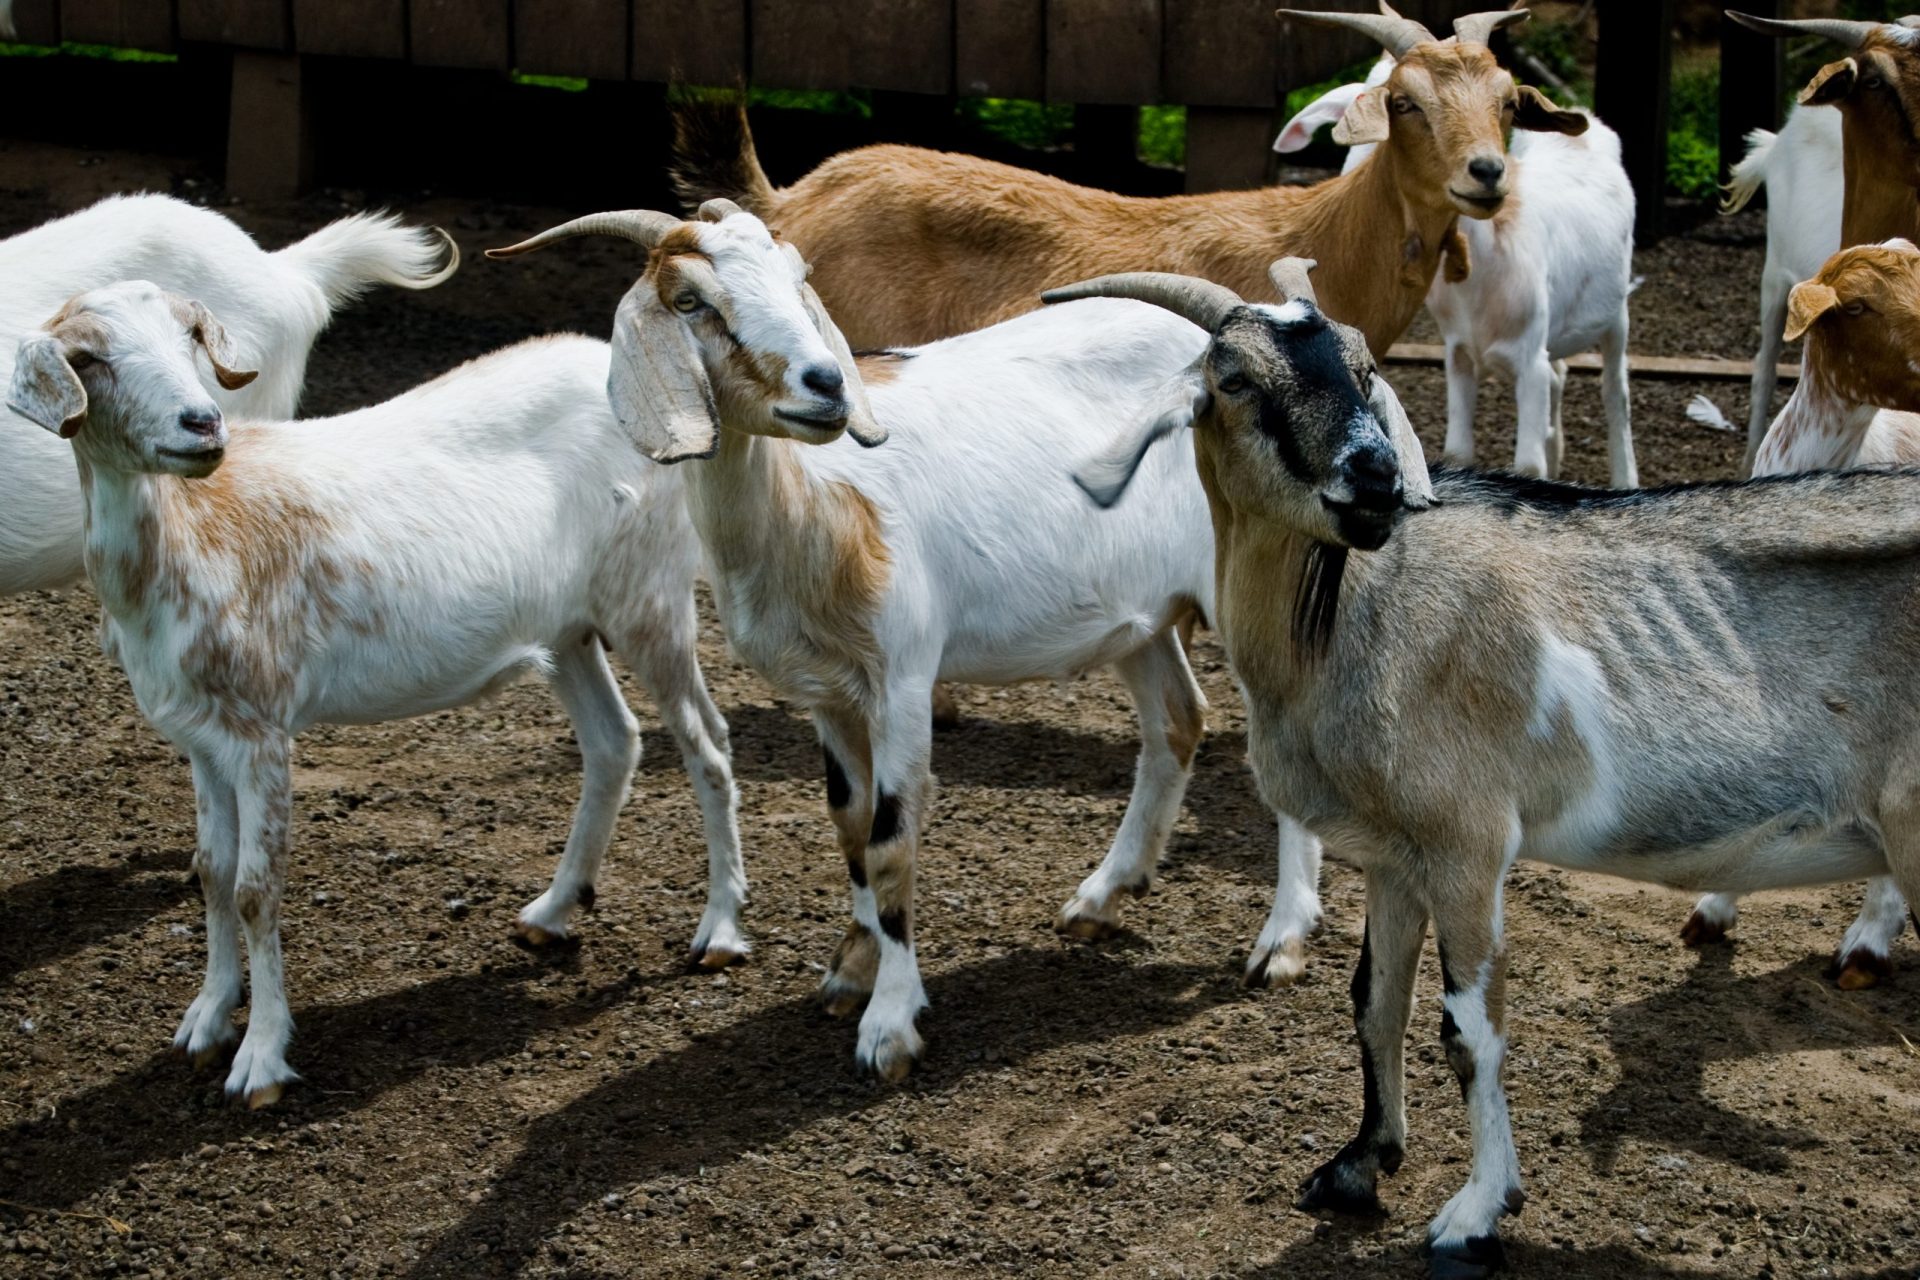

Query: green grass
left=0, top=40, right=175, bottom=62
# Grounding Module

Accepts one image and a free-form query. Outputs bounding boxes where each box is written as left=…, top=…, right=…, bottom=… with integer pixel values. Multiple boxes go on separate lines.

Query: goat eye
left=1392, top=95, right=1420, bottom=115
left=1864, top=75, right=1885, bottom=90
left=68, top=351, right=96, bottom=371
left=674, top=292, right=701, bottom=314
left=1218, top=372, right=1248, bottom=394
left=1844, top=301, right=1868, bottom=317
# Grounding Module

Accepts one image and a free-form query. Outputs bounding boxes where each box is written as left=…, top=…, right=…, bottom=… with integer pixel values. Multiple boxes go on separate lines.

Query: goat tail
left=277, top=212, right=460, bottom=311
left=670, top=91, right=779, bottom=218
left=1720, top=128, right=1777, bottom=215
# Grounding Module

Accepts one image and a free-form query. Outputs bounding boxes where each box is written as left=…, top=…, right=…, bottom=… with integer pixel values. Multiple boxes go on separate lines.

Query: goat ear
left=1276, top=83, right=1367, bottom=153
left=1331, top=87, right=1391, bottom=147
left=1513, top=86, right=1588, bottom=135
left=1783, top=281, right=1839, bottom=342
left=609, top=286, right=721, bottom=463
left=7, top=334, right=88, bottom=438
left=1800, top=58, right=1858, bottom=107
left=1440, top=222, right=1471, bottom=283
left=1366, top=372, right=1434, bottom=512
left=1074, top=368, right=1208, bottom=509
left=175, top=298, right=259, bottom=391
left=800, top=280, right=887, bottom=448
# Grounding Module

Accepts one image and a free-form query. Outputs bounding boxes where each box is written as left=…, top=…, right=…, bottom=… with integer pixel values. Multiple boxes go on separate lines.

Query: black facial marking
left=1292, top=542, right=1348, bottom=655
left=1250, top=313, right=1370, bottom=487
left=870, top=791, right=901, bottom=845
left=823, top=746, right=851, bottom=810
left=879, top=907, right=910, bottom=944
left=846, top=852, right=868, bottom=888
left=577, top=883, right=597, bottom=912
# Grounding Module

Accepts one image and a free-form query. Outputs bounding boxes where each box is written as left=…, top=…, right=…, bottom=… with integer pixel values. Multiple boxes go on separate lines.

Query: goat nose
left=179, top=409, right=222, bottom=437
left=801, top=363, right=845, bottom=398
left=1468, top=156, right=1505, bottom=187
left=1347, top=445, right=1401, bottom=506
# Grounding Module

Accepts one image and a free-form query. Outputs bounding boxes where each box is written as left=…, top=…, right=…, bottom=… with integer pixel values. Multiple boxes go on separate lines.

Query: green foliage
left=510, top=72, right=587, bottom=92
left=0, top=40, right=175, bottom=63
left=1137, top=106, right=1184, bottom=168
left=1665, top=61, right=1720, bottom=200
left=956, top=98, right=1070, bottom=149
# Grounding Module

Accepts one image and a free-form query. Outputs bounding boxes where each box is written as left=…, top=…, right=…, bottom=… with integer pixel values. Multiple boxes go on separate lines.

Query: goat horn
left=484, top=210, right=684, bottom=259
left=697, top=198, right=746, bottom=223
left=1042, top=272, right=1244, bottom=332
left=1453, top=5, right=1530, bottom=47
left=1725, top=11, right=1882, bottom=49
left=1267, top=257, right=1320, bottom=307
left=1277, top=8, right=1434, bottom=59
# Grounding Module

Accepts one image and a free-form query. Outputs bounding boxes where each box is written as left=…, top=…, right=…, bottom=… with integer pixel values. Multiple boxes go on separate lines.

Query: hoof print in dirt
left=1828, top=948, right=1892, bottom=990
left=1426, top=1234, right=1504, bottom=1280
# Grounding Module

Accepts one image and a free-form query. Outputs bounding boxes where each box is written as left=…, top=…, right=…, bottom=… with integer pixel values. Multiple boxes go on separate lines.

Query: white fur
left=0, top=194, right=454, bottom=594
left=1721, top=105, right=1844, bottom=471
left=1279, top=58, right=1639, bottom=486
left=10, top=287, right=742, bottom=1103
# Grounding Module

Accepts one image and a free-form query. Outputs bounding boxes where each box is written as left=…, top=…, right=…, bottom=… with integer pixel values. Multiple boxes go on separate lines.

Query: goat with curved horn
left=1453, top=4, right=1530, bottom=48
left=1725, top=11, right=1882, bottom=49
left=484, top=209, right=683, bottom=259
left=1268, top=257, right=1320, bottom=306
left=1277, top=6, right=1434, bottom=58
left=1041, top=273, right=1244, bottom=332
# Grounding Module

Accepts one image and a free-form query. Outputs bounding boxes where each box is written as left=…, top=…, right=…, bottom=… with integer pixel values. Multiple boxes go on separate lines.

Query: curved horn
left=1453, top=5, right=1530, bottom=47
left=1268, top=257, right=1320, bottom=307
left=1041, top=272, right=1244, bottom=332
left=697, top=197, right=746, bottom=223
left=1725, top=11, right=1881, bottom=50
left=485, top=209, right=684, bottom=260
left=1277, top=7, right=1434, bottom=59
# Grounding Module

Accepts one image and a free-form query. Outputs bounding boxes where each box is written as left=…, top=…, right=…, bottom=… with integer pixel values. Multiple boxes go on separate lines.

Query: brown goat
left=671, top=5, right=1585, bottom=353
left=1731, top=12, right=1920, bottom=244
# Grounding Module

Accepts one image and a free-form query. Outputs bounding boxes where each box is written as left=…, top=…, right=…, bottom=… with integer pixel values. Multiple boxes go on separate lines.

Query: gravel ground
left=1, top=137, right=1917, bottom=1280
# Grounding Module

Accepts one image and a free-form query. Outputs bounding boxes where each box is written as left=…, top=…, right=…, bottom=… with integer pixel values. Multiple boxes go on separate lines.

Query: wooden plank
left=178, top=0, right=290, bottom=50
left=1164, top=0, right=1277, bottom=108
left=632, top=0, right=744, bottom=84
left=1048, top=0, right=1160, bottom=105
left=7, top=0, right=60, bottom=43
left=1275, top=0, right=1374, bottom=92
left=1386, top=344, right=1801, bottom=384
left=1595, top=0, right=1673, bottom=245
left=294, top=0, right=404, bottom=59
left=752, top=0, right=950, bottom=94
left=59, top=0, right=175, bottom=51
left=955, top=0, right=1042, bottom=99
left=226, top=49, right=312, bottom=198
left=1719, top=0, right=1782, bottom=198
left=410, top=0, right=509, bottom=69
left=1184, top=106, right=1274, bottom=192
left=515, top=0, right=627, bottom=79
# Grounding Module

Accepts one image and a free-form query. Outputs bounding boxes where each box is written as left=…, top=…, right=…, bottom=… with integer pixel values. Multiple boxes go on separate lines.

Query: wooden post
left=1184, top=107, right=1275, bottom=192
left=1718, top=0, right=1783, bottom=203
left=226, top=51, right=313, bottom=200
left=1596, top=0, right=1675, bottom=245
left=59, top=0, right=176, bottom=52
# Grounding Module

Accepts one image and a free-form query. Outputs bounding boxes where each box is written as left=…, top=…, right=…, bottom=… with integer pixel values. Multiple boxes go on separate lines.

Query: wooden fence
left=5, top=1, right=1746, bottom=241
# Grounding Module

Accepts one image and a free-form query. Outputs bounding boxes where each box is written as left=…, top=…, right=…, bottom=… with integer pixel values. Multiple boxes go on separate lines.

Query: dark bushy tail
left=670, top=94, right=778, bottom=217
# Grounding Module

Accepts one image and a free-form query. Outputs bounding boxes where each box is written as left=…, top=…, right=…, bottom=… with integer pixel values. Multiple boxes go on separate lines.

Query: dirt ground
left=2, top=136, right=1918, bottom=1280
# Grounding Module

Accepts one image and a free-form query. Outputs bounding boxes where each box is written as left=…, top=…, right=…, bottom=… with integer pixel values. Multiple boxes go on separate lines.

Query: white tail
left=275, top=212, right=459, bottom=309
left=1720, top=128, right=1777, bottom=215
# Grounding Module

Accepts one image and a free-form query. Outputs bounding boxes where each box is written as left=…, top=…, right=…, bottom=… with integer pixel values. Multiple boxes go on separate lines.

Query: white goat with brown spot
left=1058, top=258, right=1920, bottom=1279
left=491, top=203, right=1228, bottom=1080
left=1, top=193, right=457, bottom=595
left=7, top=285, right=743, bottom=1106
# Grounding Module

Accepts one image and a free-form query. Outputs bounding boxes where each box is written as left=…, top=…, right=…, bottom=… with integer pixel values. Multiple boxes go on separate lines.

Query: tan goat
left=670, top=5, right=1585, bottom=353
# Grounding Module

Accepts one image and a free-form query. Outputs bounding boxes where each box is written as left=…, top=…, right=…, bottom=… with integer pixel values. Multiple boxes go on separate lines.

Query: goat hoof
left=1678, top=911, right=1728, bottom=947
left=819, top=982, right=869, bottom=1020
left=690, top=943, right=749, bottom=971
left=1245, top=938, right=1306, bottom=989
left=1427, top=1235, right=1505, bottom=1279
left=859, top=1031, right=923, bottom=1084
left=1830, top=949, right=1892, bottom=990
left=511, top=921, right=578, bottom=951
left=1055, top=899, right=1121, bottom=941
left=1296, top=1160, right=1383, bottom=1216
left=189, top=1045, right=226, bottom=1070
left=242, top=1082, right=285, bottom=1111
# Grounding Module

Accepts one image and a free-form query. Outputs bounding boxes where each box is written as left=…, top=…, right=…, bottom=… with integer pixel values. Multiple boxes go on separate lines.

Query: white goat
left=6, top=286, right=744, bottom=1105
left=1719, top=103, right=1844, bottom=473
left=1277, top=58, right=1638, bottom=486
left=1, top=193, right=457, bottom=595
left=487, top=203, right=1322, bottom=1080
left=1057, top=258, right=1920, bottom=1280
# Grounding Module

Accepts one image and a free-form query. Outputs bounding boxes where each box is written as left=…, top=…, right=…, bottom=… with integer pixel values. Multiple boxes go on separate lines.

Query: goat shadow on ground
left=1238, top=1230, right=1917, bottom=1280
left=1579, top=943, right=1920, bottom=1175
left=0, top=947, right=1235, bottom=1261
left=0, top=846, right=193, bottom=985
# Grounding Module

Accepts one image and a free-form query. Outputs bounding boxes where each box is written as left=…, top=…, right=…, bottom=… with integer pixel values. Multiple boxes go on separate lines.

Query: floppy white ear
left=1275, top=83, right=1368, bottom=153
left=1366, top=372, right=1433, bottom=511
left=608, top=286, right=720, bottom=463
left=801, top=279, right=887, bottom=448
left=8, top=334, right=88, bottom=437
left=1074, top=368, right=1209, bottom=508
left=171, top=296, right=258, bottom=391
